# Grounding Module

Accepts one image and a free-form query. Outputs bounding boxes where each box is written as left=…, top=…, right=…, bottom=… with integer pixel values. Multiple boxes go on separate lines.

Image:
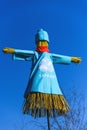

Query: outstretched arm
left=51, top=53, right=81, bottom=64
left=3, top=47, right=34, bottom=61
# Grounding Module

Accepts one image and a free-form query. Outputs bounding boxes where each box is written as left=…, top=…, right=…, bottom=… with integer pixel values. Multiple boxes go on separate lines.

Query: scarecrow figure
left=3, top=29, right=81, bottom=119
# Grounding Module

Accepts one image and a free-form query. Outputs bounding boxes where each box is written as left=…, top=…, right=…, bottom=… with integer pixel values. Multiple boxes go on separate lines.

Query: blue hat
left=35, top=29, right=49, bottom=43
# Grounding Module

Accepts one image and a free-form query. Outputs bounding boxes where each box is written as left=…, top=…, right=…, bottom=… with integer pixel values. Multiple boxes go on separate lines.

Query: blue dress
left=13, top=49, right=72, bottom=117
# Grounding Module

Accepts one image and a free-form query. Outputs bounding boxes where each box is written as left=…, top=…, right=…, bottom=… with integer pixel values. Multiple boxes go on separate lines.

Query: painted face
left=36, top=41, right=48, bottom=47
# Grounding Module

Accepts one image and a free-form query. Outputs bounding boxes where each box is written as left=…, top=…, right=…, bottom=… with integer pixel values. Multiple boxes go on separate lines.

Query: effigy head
left=35, top=29, right=49, bottom=47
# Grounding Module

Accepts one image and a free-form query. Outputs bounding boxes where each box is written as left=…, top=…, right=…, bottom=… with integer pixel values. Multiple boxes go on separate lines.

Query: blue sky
left=0, top=0, right=87, bottom=130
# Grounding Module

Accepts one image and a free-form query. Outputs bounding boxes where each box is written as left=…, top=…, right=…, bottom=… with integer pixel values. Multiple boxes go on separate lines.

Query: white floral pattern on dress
left=39, top=57, right=54, bottom=72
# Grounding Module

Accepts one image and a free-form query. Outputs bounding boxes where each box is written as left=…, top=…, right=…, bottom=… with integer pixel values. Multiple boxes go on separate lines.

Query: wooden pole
left=47, top=110, right=50, bottom=130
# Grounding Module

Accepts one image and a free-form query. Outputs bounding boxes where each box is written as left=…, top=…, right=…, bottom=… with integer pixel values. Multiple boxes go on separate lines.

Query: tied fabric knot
left=36, top=46, right=50, bottom=52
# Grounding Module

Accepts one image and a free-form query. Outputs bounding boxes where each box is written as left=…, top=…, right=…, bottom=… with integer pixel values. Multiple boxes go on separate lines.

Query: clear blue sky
left=0, top=0, right=87, bottom=130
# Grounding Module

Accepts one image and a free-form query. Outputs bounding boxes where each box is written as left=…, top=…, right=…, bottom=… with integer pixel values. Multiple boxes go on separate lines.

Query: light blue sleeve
left=12, top=49, right=35, bottom=61
left=51, top=53, right=72, bottom=64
